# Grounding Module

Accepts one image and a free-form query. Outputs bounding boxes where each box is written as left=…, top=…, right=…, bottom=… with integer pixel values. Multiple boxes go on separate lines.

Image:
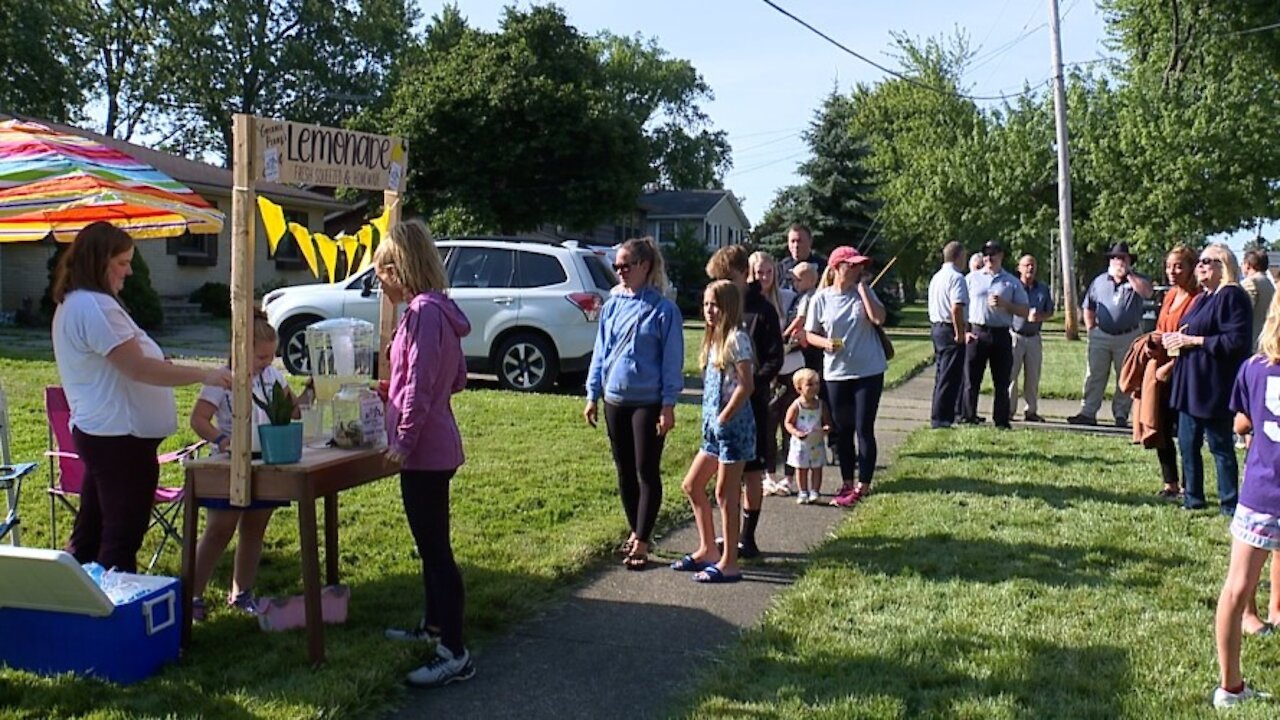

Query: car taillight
left=566, top=292, right=603, bottom=321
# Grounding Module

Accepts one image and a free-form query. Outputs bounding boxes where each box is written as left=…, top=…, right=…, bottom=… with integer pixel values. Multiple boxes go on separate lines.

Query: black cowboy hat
left=1105, top=242, right=1136, bottom=264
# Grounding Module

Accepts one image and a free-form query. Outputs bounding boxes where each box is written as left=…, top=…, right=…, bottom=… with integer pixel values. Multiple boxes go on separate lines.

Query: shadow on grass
left=679, top=631, right=1131, bottom=719
left=878, top=474, right=1165, bottom=510
left=816, top=531, right=1183, bottom=588
left=389, top=598, right=739, bottom=720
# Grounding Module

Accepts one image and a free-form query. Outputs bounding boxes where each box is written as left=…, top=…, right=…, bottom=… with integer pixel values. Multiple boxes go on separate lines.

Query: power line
left=733, top=131, right=803, bottom=156
left=726, top=151, right=807, bottom=177
left=758, top=0, right=1046, bottom=102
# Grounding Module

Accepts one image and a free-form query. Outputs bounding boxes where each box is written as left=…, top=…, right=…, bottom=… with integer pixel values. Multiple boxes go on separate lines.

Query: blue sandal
left=670, top=554, right=711, bottom=572
left=693, top=566, right=742, bottom=584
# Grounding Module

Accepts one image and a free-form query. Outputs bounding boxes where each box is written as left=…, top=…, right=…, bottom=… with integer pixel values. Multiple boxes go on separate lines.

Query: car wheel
left=279, top=317, right=319, bottom=375
left=494, top=333, right=558, bottom=393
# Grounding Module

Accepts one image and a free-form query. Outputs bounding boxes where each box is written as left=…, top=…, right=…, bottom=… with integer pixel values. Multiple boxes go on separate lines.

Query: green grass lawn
left=0, top=350, right=702, bottom=719
left=673, top=427, right=1265, bottom=719
left=978, top=334, right=1103, bottom=401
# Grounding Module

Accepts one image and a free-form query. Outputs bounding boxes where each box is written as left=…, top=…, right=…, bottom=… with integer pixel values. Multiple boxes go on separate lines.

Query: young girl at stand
left=673, top=280, right=755, bottom=584
left=188, top=310, right=303, bottom=620
left=1213, top=289, right=1280, bottom=707
left=784, top=368, right=827, bottom=504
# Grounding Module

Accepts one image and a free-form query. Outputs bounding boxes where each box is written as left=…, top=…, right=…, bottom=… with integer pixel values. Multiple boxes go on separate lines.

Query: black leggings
left=67, top=430, right=162, bottom=573
left=604, top=403, right=666, bottom=543
left=401, top=469, right=465, bottom=653
left=771, top=374, right=798, bottom=477
left=826, top=375, right=884, bottom=486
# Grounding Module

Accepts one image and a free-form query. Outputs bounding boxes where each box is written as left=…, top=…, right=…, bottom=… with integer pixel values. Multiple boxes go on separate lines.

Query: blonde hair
left=699, top=280, right=745, bottom=371
left=374, top=219, right=448, bottom=295
left=818, top=263, right=837, bottom=289
left=749, top=251, right=784, bottom=322
left=792, top=367, right=820, bottom=392
left=1202, top=243, right=1241, bottom=286
left=705, top=245, right=749, bottom=281
left=1259, top=280, right=1280, bottom=364
left=619, top=236, right=669, bottom=292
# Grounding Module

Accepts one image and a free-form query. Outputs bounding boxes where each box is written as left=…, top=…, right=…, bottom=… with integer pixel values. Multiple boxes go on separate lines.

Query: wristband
left=213, top=433, right=228, bottom=447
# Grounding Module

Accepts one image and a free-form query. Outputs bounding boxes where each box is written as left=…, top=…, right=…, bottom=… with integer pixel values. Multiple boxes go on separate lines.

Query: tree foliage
left=0, top=1, right=89, bottom=122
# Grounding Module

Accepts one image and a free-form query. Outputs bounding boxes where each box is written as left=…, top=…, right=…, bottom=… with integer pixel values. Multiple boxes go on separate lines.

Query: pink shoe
left=257, top=585, right=349, bottom=632
left=831, top=486, right=866, bottom=508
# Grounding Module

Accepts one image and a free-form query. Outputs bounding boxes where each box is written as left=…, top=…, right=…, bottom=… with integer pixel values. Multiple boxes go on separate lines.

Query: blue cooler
left=0, top=547, right=181, bottom=684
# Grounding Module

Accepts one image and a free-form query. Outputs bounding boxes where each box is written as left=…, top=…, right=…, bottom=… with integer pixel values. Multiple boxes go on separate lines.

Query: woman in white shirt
left=51, top=222, right=231, bottom=573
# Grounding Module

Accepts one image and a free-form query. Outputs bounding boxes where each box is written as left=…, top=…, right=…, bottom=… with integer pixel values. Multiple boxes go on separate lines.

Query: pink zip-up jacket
left=386, top=291, right=471, bottom=470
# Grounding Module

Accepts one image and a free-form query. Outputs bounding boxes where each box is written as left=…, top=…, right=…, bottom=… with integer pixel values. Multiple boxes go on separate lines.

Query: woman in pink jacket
left=375, top=220, right=475, bottom=689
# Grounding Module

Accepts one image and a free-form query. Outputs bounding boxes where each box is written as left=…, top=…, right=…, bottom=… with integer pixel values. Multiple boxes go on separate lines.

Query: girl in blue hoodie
left=584, top=237, right=684, bottom=570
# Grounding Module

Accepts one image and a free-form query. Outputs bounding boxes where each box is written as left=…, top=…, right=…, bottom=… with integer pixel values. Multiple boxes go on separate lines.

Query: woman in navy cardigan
left=1164, top=243, right=1253, bottom=514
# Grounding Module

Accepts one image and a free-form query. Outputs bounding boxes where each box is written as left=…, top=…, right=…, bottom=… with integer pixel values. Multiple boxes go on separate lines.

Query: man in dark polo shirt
left=1009, top=254, right=1055, bottom=422
left=962, top=241, right=1029, bottom=429
left=779, top=223, right=827, bottom=292
left=1068, top=242, right=1153, bottom=427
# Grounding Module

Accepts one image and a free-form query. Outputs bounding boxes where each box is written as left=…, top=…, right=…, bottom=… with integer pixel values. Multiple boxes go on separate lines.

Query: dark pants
left=1155, top=387, right=1180, bottom=488
left=771, top=373, right=797, bottom=477
left=744, top=392, right=770, bottom=473
left=604, top=403, right=666, bottom=543
left=1177, top=412, right=1238, bottom=512
left=67, top=429, right=162, bottom=573
left=964, top=325, right=1014, bottom=427
left=826, top=374, right=884, bottom=486
left=401, top=469, right=465, bottom=653
left=930, top=323, right=963, bottom=426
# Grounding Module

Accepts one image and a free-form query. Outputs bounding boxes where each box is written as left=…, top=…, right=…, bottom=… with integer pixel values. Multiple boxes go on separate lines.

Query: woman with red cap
left=804, top=246, right=887, bottom=507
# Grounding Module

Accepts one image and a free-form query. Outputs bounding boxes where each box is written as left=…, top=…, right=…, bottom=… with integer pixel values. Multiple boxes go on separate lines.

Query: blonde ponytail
left=620, top=236, right=670, bottom=294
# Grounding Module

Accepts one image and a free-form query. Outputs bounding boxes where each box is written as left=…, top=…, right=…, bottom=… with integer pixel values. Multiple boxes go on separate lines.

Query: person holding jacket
left=584, top=237, right=683, bottom=570
left=376, top=220, right=476, bottom=689
left=1165, top=243, right=1253, bottom=515
left=706, top=245, right=784, bottom=558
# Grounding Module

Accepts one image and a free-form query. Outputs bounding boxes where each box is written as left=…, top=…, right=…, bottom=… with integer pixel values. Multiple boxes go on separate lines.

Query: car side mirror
left=360, top=274, right=374, bottom=298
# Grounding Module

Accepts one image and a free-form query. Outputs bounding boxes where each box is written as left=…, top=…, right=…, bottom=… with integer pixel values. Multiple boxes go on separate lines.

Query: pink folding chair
left=45, top=386, right=204, bottom=572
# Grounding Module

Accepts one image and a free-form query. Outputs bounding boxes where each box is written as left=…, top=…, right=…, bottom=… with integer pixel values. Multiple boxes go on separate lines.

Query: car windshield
left=583, top=253, right=617, bottom=292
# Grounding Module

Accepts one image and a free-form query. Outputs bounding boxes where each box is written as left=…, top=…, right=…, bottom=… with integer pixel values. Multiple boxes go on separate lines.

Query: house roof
left=0, top=113, right=352, bottom=212
left=638, top=189, right=750, bottom=227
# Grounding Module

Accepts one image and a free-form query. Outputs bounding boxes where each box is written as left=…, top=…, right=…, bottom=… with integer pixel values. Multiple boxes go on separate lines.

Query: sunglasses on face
left=613, top=261, right=636, bottom=273
left=1197, top=257, right=1222, bottom=267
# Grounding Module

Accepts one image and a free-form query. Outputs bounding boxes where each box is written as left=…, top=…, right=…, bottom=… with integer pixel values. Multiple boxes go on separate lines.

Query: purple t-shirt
left=1230, top=355, right=1280, bottom=515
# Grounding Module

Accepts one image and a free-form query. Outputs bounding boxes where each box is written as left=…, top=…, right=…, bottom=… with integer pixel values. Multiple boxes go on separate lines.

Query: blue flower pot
left=258, top=423, right=303, bottom=465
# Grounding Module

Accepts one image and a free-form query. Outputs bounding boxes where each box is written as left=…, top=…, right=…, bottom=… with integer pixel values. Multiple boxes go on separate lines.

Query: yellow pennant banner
left=256, top=196, right=388, bottom=283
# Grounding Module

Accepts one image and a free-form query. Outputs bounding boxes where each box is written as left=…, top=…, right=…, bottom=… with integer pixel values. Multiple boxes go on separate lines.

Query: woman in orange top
left=1150, top=245, right=1200, bottom=498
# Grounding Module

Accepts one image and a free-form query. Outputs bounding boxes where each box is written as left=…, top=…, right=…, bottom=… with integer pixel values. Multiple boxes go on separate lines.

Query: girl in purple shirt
left=1213, top=289, right=1280, bottom=708
left=375, top=220, right=475, bottom=689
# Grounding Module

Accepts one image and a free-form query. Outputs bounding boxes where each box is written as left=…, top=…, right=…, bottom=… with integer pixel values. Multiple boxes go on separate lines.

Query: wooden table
left=181, top=447, right=398, bottom=662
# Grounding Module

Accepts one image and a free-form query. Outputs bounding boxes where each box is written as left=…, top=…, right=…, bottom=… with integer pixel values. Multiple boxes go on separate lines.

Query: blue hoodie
left=586, top=285, right=684, bottom=407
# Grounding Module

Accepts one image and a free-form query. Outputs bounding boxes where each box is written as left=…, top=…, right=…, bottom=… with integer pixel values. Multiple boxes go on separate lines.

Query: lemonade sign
left=256, top=119, right=408, bottom=192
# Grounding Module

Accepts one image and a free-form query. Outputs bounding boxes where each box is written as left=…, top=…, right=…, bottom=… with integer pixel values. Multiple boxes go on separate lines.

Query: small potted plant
left=253, top=380, right=302, bottom=464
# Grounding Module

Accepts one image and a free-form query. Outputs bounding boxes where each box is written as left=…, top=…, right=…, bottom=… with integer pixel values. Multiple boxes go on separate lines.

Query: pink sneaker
left=831, top=486, right=866, bottom=508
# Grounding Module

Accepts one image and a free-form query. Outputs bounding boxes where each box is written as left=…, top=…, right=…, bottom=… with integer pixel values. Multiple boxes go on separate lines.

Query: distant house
left=638, top=189, right=750, bottom=249
left=0, top=114, right=352, bottom=315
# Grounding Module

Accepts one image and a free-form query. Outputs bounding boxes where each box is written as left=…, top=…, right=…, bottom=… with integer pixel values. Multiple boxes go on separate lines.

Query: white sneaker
left=774, top=478, right=793, bottom=496
left=807, top=491, right=820, bottom=504
left=406, top=644, right=475, bottom=688
left=762, top=477, right=779, bottom=496
left=796, top=492, right=807, bottom=505
left=1213, top=683, right=1269, bottom=708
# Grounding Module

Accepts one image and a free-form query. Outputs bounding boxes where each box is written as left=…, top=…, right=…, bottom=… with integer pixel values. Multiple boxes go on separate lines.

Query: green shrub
left=189, top=282, right=232, bottom=318
left=120, top=250, right=164, bottom=329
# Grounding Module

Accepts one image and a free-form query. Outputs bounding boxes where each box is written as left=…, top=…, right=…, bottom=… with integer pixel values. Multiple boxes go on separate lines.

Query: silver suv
left=262, top=237, right=616, bottom=393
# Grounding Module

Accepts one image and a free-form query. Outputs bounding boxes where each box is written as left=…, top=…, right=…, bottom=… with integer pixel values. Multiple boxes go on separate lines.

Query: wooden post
left=377, top=191, right=401, bottom=380
left=229, top=114, right=257, bottom=506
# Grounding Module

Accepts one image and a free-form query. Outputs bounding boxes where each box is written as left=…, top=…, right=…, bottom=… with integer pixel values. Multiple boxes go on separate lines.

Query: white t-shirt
left=52, top=289, right=177, bottom=438
left=804, top=285, right=888, bottom=381
left=197, top=365, right=287, bottom=453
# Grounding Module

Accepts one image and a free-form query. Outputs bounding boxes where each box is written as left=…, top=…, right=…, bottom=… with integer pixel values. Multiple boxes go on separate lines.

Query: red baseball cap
left=829, top=246, right=872, bottom=267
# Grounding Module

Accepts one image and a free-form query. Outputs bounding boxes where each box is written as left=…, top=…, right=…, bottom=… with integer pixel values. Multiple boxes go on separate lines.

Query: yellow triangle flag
left=355, top=225, right=375, bottom=272
left=338, top=234, right=360, bottom=280
left=287, top=223, right=320, bottom=278
left=256, top=197, right=287, bottom=255
left=313, top=233, right=340, bottom=284
left=370, top=205, right=390, bottom=242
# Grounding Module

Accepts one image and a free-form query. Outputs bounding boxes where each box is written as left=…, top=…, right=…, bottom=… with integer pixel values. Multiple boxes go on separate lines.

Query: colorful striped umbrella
left=0, top=120, right=225, bottom=242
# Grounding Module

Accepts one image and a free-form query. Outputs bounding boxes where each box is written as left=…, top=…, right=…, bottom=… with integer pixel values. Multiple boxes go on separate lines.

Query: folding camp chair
left=44, top=386, right=204, bottom=571
left=0, top=381, right=36, bottom=546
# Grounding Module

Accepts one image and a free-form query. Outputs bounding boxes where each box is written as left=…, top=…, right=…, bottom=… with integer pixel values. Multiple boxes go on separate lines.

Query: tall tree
left=82, top=0, right=168, bottom=140
left=157, top=0, right=417, bottom=163
left=595, top=32, right=731, bottom=189
left=796, top=91, right=877, bottom=252
left=0, top=1, right=89, bottom=122
left=387, top=5, right=652, bottom=233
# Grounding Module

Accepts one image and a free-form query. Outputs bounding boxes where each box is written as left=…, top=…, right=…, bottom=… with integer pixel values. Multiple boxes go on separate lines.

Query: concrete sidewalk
left=387, top=364, right=1131, bottom=720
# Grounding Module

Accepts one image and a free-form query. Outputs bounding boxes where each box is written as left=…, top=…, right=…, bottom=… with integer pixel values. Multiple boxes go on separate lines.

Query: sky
left=424, top=0, right=1113, bottom=225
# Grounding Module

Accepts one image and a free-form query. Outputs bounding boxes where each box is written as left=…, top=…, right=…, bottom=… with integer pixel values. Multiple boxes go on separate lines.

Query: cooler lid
left=0, top=547, right=113, bottom=617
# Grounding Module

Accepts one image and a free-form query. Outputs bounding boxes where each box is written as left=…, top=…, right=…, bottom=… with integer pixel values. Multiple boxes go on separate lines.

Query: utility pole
left=1048, top=0, right=1080, bottom=340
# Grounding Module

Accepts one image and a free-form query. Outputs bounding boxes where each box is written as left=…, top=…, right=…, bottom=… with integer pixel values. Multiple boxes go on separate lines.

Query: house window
left=166, top=231, right=218, bottom=267
left=272, top=210, right=310, bottom=271
left=657, top=221, right=677, bottom=243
